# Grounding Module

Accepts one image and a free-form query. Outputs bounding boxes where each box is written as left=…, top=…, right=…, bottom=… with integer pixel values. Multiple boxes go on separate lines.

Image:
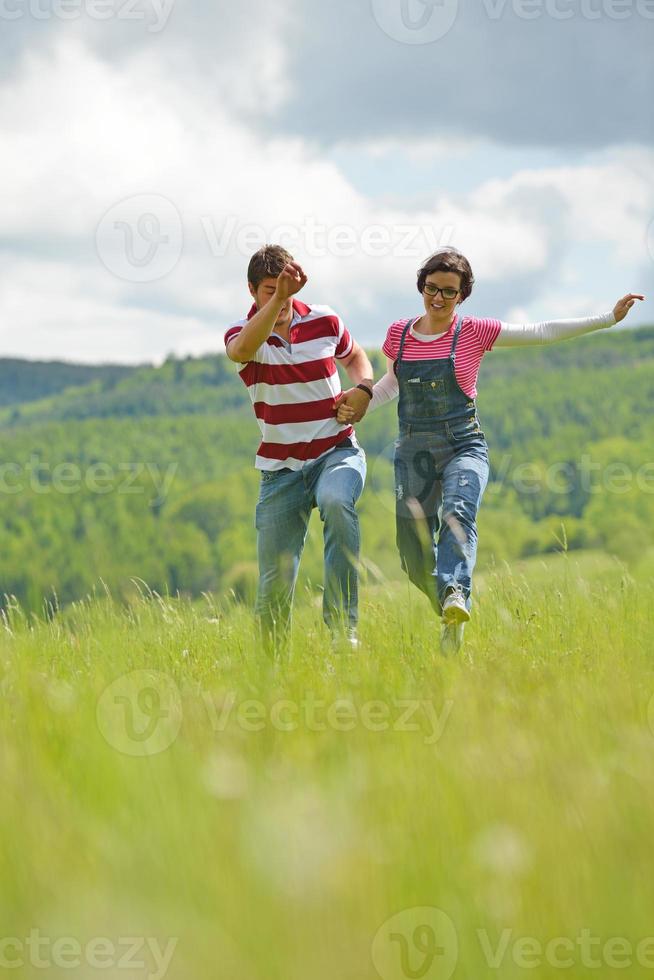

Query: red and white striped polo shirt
left=224, top=300, right=356, bottom=471
left=382, top=314, right=502, bottom=398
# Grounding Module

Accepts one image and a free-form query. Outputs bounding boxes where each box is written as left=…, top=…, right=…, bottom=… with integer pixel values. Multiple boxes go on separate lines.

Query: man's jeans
left=254, top=442, right=366, bottom=651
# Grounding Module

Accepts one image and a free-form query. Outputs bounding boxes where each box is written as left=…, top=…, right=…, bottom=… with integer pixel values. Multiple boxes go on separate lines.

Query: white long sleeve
left=369, top=371, right=399, bottom=412
left=368, top=310, right=616, bottom=412
left=494, top=310, right=616, bottom=347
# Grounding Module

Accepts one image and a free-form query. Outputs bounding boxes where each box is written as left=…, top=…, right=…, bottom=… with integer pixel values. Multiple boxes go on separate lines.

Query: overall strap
left=394, top=318, right=420, bottom=375
left=449, top=315, right=463, bottom=360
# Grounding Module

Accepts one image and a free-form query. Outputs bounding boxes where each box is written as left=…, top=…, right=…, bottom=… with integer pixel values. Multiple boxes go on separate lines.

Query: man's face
left=249, top=276, right=293, bottom=326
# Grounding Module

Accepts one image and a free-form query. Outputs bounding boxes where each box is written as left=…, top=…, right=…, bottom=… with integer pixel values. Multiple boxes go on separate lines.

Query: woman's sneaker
left=330, top=627, right=360, bottom=652
left=440, top=622, right=465, bottom=656
left=442, top=586, right=470, bottom=624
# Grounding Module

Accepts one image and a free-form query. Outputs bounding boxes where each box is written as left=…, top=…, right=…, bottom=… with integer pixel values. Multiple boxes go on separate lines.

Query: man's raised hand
left=275, top=262, right=308, bottom=301
left=613, top=293, right=645, bottom=323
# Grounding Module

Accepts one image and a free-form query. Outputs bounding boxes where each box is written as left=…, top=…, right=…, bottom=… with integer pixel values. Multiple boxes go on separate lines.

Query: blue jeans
left=255, top=443, right=366, bottom=650
left=394, top=428, right=489, bottom=616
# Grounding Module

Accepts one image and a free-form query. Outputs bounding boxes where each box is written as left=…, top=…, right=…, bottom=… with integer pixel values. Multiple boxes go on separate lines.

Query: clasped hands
left=335, top=387, right=371, bottom=425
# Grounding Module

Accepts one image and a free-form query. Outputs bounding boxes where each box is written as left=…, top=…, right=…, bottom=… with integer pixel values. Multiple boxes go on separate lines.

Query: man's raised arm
left=226, top=262, right=308, bottom=363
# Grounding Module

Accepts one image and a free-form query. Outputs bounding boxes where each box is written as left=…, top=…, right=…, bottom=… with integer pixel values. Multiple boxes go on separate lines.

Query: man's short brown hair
left=247, top=244, right=294, bottom=289
left=417, top=249, right=475, bottom=302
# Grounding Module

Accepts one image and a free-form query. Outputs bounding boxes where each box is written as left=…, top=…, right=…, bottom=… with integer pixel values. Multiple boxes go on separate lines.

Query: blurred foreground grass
left=1, top=552, right=653, bottom=979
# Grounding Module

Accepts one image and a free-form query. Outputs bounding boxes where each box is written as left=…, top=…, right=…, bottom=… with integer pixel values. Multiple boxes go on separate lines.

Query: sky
left=0, top=0, right=652, bottom=364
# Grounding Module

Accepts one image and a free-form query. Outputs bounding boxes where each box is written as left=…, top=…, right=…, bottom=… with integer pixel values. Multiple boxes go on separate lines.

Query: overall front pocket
left=445, top=416, right=486, bottom=444
left=402, top=379, right=448, bottom=419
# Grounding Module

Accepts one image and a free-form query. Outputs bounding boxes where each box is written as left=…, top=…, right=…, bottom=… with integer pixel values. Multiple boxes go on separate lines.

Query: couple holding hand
left=225, top=244, right=643, bottom=656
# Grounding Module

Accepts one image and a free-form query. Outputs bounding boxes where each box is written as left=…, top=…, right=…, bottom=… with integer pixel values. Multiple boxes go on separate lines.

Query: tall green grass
left=1, top=554, right=653, bottom=979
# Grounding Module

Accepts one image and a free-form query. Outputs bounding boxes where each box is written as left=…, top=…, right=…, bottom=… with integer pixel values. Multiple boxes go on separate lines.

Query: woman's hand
left=613, top=293, right=645, bottom=323
left=336, top=401, right=355, bottom=423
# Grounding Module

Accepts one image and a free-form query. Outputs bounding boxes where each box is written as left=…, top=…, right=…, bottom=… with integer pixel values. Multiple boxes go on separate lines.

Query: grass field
left=1, top=553, right=653, bottom=979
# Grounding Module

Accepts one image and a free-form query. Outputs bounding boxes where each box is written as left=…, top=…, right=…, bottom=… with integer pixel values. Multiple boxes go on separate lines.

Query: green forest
left=1, top=324, right=653, bottom=612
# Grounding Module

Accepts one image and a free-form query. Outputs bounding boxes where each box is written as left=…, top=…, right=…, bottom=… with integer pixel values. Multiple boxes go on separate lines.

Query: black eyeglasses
left=423, top=284, right=459, bottom=300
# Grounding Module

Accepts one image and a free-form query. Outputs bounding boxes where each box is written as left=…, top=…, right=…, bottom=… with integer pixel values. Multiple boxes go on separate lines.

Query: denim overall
left=393, top=315, right=490, bottom=616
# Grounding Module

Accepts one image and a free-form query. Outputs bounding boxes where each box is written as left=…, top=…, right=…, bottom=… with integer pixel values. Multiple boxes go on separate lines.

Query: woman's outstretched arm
left=494, top=294, right=644, bottom=348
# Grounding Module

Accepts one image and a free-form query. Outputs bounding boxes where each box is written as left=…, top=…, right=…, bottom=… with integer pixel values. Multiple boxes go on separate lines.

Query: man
left=225, top=245, right=374, bottom=653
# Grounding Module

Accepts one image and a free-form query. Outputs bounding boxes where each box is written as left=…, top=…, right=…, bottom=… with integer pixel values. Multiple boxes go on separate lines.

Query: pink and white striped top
left=225, top=300, right=355, bottom=471
left=382, top=314, right=502, bottom=398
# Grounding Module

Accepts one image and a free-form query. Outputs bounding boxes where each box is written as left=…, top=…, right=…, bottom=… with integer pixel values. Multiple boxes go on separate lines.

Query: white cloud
left=472, top=155, right=653, bottom=265
left=0, top=34, right=651, bottom=363
left=0, top=257, right=214, bottom=363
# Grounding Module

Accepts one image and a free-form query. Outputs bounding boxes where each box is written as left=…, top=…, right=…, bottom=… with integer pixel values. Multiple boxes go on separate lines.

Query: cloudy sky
left=0, top=0, right=652, bottom=364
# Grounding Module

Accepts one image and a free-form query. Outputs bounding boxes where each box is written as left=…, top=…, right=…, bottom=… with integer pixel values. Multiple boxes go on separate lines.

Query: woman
left=337, top=249, right=644, bottom=654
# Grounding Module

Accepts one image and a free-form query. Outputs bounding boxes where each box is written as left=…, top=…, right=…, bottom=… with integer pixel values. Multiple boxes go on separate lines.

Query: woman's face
left=422, top=270, right=463, bottom=319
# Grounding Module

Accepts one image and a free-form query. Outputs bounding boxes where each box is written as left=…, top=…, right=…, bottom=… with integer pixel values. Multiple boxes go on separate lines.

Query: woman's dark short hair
left=417, top=249, right=475, bottom=302
left=247, top=244, right=294, bottom=289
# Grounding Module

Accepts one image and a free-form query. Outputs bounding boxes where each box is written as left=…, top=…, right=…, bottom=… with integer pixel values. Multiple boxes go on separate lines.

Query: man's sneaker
left=440, top=621, right=465, bottom=656
left=442, top=586, right=471, bottom=625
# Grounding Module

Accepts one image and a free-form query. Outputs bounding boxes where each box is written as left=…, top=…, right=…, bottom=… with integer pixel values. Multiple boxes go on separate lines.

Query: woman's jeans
left=254, top=443, right=366, bottom=651
left=394, top=426, right=489, bottom=616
